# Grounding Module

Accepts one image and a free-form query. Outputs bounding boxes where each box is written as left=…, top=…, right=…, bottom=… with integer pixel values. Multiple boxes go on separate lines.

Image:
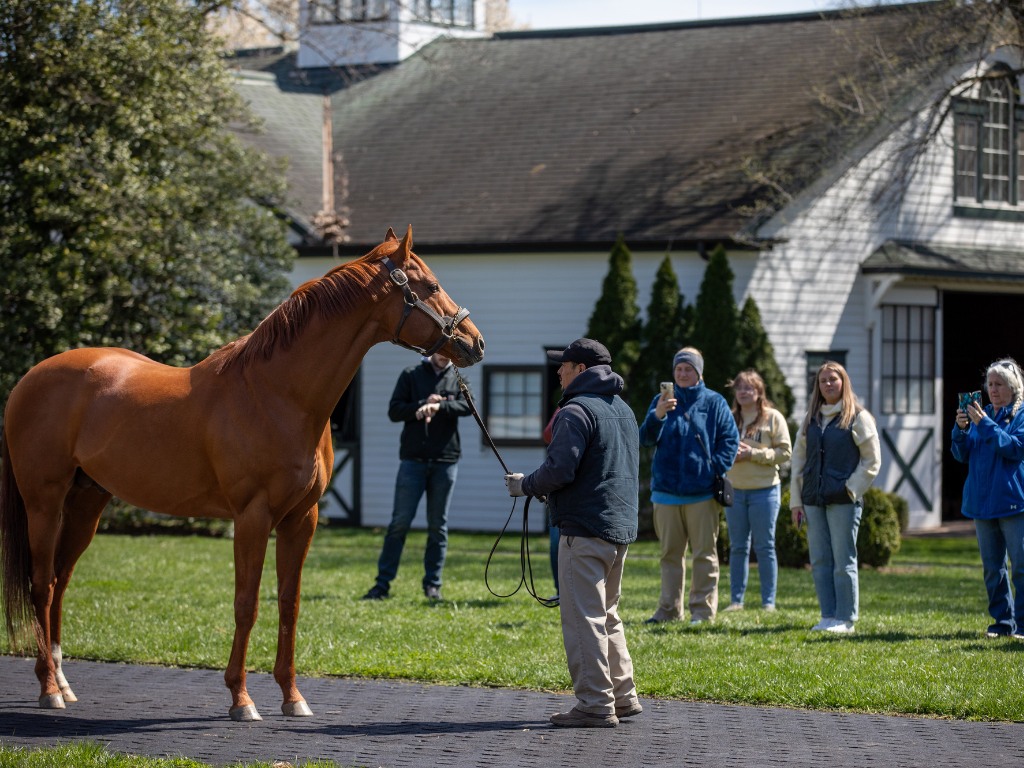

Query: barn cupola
left=298, top=1, right=487, bottom=68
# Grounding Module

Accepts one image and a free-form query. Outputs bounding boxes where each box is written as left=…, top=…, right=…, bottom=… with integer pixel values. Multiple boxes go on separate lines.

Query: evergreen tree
left=736, top=297, right=795, bottom=417
left=0, top=0, right=294, bottom=407
left=632, top=256, right=689, bottom=421
left=691, top=244, right=739, bottom=395
left=586, top=235, right=641, bottom=390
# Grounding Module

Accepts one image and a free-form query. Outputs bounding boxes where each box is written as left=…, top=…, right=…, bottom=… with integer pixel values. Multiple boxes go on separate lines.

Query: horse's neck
left=248, top=302, right=385, bottom=430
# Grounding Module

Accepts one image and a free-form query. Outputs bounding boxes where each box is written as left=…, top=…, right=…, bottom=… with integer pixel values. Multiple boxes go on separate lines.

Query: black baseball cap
left=546, top=338, right=612, bottom=367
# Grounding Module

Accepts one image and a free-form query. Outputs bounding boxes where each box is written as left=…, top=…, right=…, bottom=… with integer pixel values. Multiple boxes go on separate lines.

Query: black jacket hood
left=558, top=364, right=623, bottom=406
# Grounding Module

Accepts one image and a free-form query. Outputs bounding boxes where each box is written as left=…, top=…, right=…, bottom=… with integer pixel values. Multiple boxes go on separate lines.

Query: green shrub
left=858, top=488, right=902, bottom=567
left=775, top=489, right=809, bottom=568
left=889, top=492, right=910, bottom=532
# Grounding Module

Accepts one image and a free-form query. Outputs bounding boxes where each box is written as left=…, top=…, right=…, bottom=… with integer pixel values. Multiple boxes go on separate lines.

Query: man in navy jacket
left=505, top=339, right=641, bottom=729
left=362, top=352, right=473, bottom=601
left=639, top=348, right=738, bottom=624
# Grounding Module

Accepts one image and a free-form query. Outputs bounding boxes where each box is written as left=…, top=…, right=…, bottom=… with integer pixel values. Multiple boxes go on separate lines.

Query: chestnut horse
left=0, top=226, right=484, bottom=720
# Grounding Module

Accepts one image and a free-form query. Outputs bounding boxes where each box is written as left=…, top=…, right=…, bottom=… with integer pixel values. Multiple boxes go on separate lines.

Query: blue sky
left=508, top=1, right=873, bottom=29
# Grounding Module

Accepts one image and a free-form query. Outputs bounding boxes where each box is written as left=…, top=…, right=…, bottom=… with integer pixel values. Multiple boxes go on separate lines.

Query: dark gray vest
left=548, top=393, right=640, bottom=545
left=802, top=413, right=861, bottom=507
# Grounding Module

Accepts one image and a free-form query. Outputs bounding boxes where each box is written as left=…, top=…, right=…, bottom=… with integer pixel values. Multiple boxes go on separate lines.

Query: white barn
left=229, top=5, right=1024, bottom=532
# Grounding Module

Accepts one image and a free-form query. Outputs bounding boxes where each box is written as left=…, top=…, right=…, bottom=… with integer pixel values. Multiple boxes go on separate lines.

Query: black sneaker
left=424, top=585, right=443, bottom=600
left=361, top=584, right=389, bottom=601
left=984, top=623, right=1012, bottom=638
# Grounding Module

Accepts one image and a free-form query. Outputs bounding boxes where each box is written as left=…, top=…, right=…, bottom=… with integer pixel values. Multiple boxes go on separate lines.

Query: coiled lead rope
left=454, top=369, right=559, bottom=608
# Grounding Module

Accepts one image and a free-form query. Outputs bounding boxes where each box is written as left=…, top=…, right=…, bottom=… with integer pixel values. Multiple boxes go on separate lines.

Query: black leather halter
left=380, top=255, right=471, bottom=357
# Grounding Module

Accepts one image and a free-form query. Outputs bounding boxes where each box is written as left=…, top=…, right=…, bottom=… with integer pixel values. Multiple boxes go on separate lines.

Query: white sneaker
left=722, top=603, right=744, bottom=613
left=811, top=618, right=837, bottom=631
left=825, top=620, right=855, bottom=634
left=689, top=617, right=707, bottom=626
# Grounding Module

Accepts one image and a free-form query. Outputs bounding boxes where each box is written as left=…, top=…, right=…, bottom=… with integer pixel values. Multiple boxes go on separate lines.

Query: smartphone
left=660, top=382, right=673, bottom=397
left=796, top=510, right=805, bottom=531
left=958, top=391, right=982, bottom=411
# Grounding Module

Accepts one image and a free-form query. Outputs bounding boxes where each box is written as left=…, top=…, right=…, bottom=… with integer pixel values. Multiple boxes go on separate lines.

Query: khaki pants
left=653, top=499, right=721, bottom=621
left=558, top=535, right=638, bottom=715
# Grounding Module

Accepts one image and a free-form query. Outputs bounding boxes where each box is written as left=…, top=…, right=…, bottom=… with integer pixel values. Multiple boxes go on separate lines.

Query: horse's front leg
left=274, top=505, right=317, bottom=717
left=225, top=503, right=272, bottom=722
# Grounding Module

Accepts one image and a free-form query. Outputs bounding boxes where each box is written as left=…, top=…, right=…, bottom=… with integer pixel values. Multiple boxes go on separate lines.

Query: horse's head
left=377, top=226, right=485, bottom=367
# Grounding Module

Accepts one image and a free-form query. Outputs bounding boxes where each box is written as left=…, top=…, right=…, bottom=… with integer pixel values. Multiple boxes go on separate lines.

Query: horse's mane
left=211, top=241, right=398, bottom=373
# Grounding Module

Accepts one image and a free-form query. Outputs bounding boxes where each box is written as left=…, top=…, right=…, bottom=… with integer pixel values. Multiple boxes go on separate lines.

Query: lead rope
left=454, top=369, right=559, bottom=608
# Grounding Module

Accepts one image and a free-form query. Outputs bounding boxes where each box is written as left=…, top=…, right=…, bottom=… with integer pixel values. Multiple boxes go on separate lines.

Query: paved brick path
left=2, top=655, right=1022, bottom=767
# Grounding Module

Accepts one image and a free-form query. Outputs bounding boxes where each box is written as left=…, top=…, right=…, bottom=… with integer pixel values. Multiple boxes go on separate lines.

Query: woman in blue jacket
left=639, top=348, right=739, bottom=624
left=951, top=358, right=1024, bottom=640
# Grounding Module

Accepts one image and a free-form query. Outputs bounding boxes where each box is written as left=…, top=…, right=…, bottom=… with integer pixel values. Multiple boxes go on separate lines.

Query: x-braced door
left=324, top=368, right=361, bottom=525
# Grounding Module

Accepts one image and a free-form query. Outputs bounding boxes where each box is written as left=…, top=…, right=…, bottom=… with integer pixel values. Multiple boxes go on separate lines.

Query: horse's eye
left=428, top=283, right=441, bottom=294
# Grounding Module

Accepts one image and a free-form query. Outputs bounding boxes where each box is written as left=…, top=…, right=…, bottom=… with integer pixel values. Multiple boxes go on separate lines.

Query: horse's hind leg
left=22, top=481, right=72, bottom=708
left=49, top=485, right=112, bottom=703
left=274, top=506, right=317, bottom=717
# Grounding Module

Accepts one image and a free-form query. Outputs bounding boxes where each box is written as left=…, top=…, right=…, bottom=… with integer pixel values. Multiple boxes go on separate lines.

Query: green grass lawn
left=0, top=742, right=347, bottom=768
left=2, top=526, right=1020, bottom=721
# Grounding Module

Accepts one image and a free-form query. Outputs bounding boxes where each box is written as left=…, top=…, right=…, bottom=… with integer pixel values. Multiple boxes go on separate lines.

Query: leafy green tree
left=691, top=244, right=739, bottom=395
left=0, top=0, right=294, bottom=408
left=736, top=296, right=795, bottom=417
left=586, top=235, right=641, bottom=390
left=632, top=256, right=689, bottom=421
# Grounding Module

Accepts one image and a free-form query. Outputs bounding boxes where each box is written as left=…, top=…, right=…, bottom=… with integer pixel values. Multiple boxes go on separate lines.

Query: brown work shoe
left=615, top=702, right=643, bottom=718
left=549, top=706, right=618, bottom=728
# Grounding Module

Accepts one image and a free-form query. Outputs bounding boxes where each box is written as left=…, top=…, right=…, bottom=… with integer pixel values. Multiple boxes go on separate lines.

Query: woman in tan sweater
left=723, top=370, right=792, bottom=612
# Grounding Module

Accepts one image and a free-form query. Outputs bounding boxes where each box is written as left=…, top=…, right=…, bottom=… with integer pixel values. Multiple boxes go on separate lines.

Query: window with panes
left=412, top=0, right=475, bottom=25
left=483, top=366, right=546, bottom=446
left=309, top=0, right=391, bottom=23
left=880, top=304, right=936, bottom=414
left=954, top=72, right=1024, bottom=204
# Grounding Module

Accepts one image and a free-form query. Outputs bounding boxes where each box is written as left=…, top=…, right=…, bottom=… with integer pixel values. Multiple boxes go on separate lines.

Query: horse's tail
left=1, top=428, right=33, bottom=649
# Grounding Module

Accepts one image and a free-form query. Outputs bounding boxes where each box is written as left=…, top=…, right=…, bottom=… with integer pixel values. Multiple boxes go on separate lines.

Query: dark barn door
left=942, top=291, right=1024, bottom=519
left=326, top=367, right=361, bottom=525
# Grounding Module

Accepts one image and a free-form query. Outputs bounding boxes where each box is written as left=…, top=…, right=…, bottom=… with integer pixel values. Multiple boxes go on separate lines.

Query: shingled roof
left=322, top=7, right=924, bottom=252
left=863, top=240, right=1024, bottom=282
left=229, top=7, right=928, bottom=253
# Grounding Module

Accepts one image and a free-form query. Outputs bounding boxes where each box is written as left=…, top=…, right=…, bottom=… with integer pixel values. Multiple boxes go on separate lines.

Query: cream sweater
left=726, top=408, right=792, bottom=490
left=790, top=402, right=881, bottom=507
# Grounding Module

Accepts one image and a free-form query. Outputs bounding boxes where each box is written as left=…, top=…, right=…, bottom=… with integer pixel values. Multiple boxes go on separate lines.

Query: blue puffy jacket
left=950, top=404, right=1024, bottom=519
left=639, top=381, right=739, bottom=497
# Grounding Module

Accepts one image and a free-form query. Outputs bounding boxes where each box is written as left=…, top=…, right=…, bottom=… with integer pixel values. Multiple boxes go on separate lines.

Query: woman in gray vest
left=790, top=361, right=880, bottom=634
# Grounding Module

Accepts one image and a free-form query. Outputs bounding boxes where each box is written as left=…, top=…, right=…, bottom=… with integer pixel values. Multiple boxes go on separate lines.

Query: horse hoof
left=282, top=700, right=313, bottom=717
left=39, top=693, right=66, bottom=709
left=229, top=704, right=262, bottom=722
left=59, top=686, right=78, bottom=703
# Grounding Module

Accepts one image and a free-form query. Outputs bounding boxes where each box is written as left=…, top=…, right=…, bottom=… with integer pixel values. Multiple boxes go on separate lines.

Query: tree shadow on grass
left=452, top=598, right=506, bottom=609
left=630, top=622, right=1022, bottom=646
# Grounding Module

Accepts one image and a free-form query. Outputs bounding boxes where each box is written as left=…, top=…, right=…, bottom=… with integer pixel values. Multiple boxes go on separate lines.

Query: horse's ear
left=384, top=227, right=397, bottom=242
left=394, top=225, right=413, bottom=266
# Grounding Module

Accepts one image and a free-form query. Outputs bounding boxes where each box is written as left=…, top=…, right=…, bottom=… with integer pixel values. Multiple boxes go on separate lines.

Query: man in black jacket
left=362, top=353, right=473, bottom=601
left=505, top=339, right=642, bottom=728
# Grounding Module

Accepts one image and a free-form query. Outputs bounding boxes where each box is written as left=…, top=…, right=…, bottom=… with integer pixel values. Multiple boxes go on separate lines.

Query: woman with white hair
left=952, top=358, right=1024, bottom=640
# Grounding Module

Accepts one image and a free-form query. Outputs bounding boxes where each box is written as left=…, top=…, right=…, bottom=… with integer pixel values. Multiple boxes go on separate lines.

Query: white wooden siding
left=755, top=71, right=1024, bottom=528
left=288, top=250, right=756, bottom=532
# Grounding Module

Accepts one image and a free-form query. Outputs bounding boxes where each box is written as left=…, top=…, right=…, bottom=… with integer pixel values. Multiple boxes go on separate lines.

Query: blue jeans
left=974, top=512, right=1024, bottom=634
left=805, top=501, right=862, bottom=622
left=550, top=525, right=560, bottom=594
left=725, top=485, right=781, bottom=606
left=375, top=460, right=457, bottom=591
